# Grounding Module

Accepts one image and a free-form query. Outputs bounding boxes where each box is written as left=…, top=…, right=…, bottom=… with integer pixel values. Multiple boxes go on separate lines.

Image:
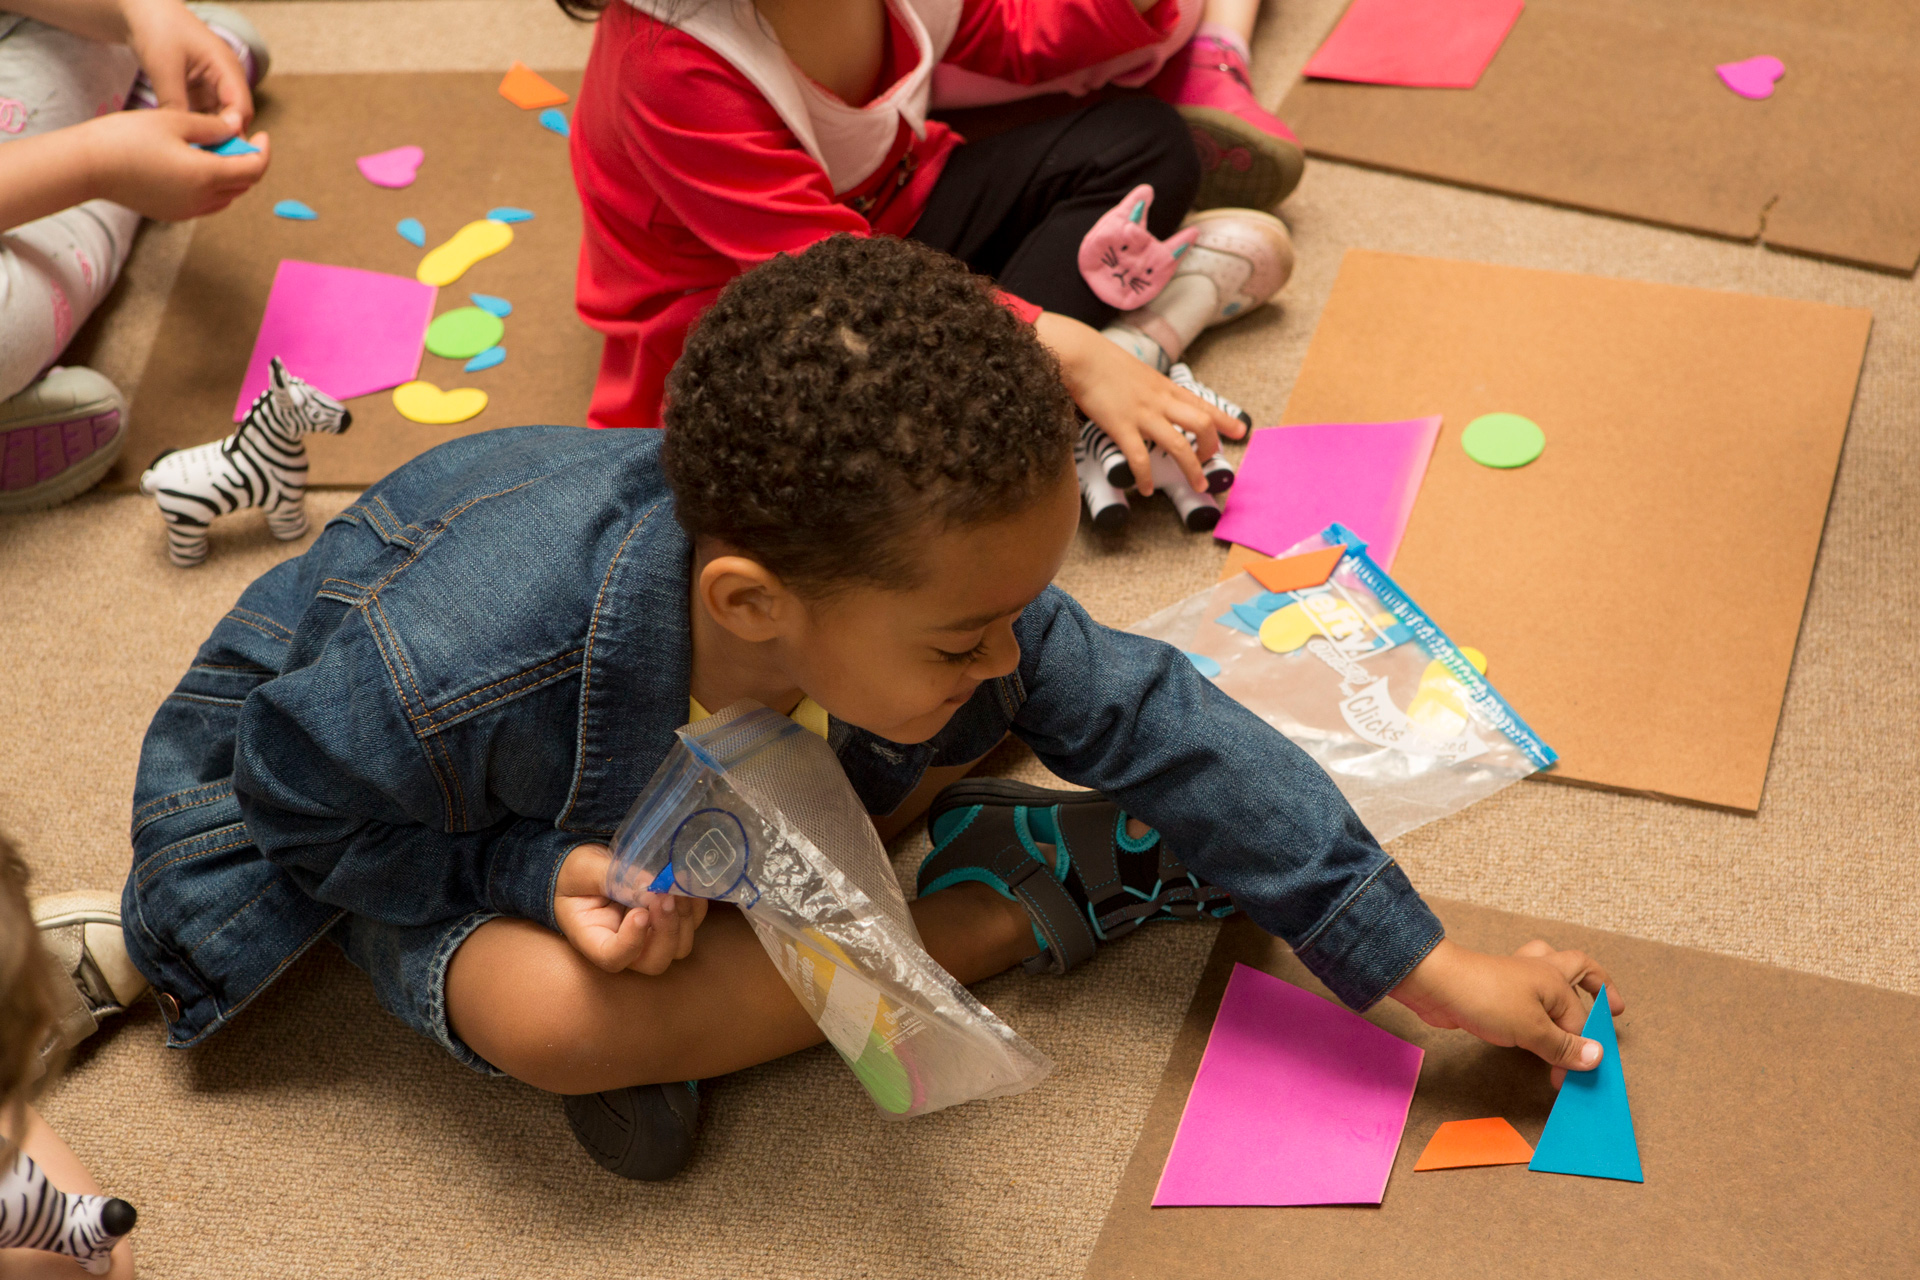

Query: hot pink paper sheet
left=233, top=260, right=437, bottom=420
left=1213, top=416, right=1440, bottom=570
left=1153, top=964, right=1424, bottom=1207
left=1304, top=0, right=1526, bottom=89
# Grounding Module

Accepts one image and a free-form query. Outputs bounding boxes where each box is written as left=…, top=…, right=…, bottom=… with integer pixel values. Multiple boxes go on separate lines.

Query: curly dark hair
left=663, top=233, right=1077, bottom=593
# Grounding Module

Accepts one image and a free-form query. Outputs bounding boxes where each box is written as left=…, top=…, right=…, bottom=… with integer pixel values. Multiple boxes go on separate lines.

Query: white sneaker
left=0, top=367, right=127, bottom=514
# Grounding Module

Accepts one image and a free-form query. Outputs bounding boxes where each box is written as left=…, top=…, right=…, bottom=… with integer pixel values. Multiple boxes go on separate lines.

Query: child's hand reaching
left=1034, top=310, right=1246, bottom=496
left=85, top=109, right=269, bottom=220
left=1390, top=938, right=1622, bottom=1084
left=553, top=843, right=710, bottom=976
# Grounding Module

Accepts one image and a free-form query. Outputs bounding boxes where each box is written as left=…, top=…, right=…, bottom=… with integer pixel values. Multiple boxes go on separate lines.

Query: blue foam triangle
left=1528, top=987, right=1643, bottom=1182
left=469, top=292, right=512, bottom=318
left=486, top=206, right=534, bottom=224
left=464, top=346, right=506, bottom=373
left=396, top=217, right=426, bottom=247
left=272, top=199, right=317, bottom=221
left=202, top=136, right=259, bottom=156
left=538, top=108, right=569, bottom=137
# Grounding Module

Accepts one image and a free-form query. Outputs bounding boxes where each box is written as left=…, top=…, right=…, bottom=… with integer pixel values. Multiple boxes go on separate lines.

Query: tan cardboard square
left=1083, top=906, right=1920, bottom=1279
left=112, top=71, right=600, bottom=490
left=1280, top=0, right=1920, bottom=272
left=1275, top=251, right=1868, bottom=811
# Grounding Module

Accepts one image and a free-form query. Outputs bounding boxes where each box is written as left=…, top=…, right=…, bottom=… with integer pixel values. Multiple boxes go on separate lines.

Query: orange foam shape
left=1242, top=545, right=1347, bottom=593
left=1412, top=1117, right=1535, bottom=1171
left=498, top=62, right=570, bottom=110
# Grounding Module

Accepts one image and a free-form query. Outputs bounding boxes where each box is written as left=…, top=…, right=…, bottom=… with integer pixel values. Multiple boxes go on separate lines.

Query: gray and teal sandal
left=918, top=779, right=1236, bottom=975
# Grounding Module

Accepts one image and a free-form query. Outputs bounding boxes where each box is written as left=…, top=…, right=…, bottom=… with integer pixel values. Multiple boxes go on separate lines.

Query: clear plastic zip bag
left=1131, top=524, right=1557, bottom=842
left=605, top=701, right=1052, bottom=1118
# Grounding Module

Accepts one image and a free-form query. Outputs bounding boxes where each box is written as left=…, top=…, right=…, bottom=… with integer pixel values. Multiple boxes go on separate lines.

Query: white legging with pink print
left=0, top=13, right=143, bottom=401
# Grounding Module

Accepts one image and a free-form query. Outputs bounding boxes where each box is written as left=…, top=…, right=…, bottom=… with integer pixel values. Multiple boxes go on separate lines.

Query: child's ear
left=697, top=554, right=794, bottom=643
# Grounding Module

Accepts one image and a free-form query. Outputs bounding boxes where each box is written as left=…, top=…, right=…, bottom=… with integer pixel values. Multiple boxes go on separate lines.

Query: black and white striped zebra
left=139, top=356, right=351, bottom=567
left=1080, top=363, right=1245, bottom=495
left=1, top=1145, right=137, bottom=1274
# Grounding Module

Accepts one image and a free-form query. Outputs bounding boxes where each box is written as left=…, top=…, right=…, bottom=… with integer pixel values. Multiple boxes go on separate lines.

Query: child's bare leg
left=1203, top=0, right=1260, bottom=44
left=446, top=881, right=1036, bottom=1095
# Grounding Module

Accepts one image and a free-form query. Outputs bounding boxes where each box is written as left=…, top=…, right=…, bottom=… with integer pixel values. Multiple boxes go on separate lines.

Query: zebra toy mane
left=139, top=357, right=352, bottom=567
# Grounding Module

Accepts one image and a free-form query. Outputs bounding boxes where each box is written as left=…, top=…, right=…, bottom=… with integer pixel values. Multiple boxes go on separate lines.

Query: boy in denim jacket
left=124, top=234, right=1619, bottom=1180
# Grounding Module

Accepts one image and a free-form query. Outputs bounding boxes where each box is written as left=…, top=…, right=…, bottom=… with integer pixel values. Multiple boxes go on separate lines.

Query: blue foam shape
left=1230, top=600, right=1275, bottom=632
left=204, top=136, right=259, bottom=156
left=486, top=207, right=534, bottom=224
left=464, top=346, right=506, bottom=373
left=1183, top=651, right=1222, bottom=678
left=1215, top=611, right=1258, bottom=638
left=396, top=217, right=426, bottom=247
left=272, top=199, right=317, bottom=221
left=1529, top=987, right=1644, bottom=1183
left=538, top=108, right=569, bottom=137
left=469, top=293, right=512, bottom=318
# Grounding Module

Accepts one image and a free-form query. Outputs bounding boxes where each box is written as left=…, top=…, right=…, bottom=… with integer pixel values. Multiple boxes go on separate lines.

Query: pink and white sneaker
left=0, top=367, right=127, bottom=514
left=1149, top=34, right=1306, bottom=211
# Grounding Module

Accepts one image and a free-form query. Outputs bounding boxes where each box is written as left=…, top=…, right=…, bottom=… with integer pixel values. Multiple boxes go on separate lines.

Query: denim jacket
left=125, top=426, right=1442, bottom=1047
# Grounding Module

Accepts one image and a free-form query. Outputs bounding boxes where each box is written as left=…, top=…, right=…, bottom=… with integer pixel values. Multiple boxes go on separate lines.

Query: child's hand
left=82, top=109, right=269, bottom=220
left=122, top=0, right=255, bottom=133
left=1034, top=310, right=1246, bottom=496
left=1390, top=937, right=1623, bottom=1083
left=553, top=843, right=710, bottom=976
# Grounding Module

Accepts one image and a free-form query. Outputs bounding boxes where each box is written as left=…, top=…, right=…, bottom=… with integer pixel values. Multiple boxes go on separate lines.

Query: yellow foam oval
left=416, top=218, right=513, bottom=286
left=1259, top=603, right=1319, bottom=654
left=392, top=380, right=488, bottom=424
left=1460, top=645, right=1488, bottom=674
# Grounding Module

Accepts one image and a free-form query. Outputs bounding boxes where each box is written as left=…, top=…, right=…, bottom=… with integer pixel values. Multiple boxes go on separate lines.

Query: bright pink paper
left=233, top=260, right=437, bottom=420
left=1304, top=0, right=1526, bottom=89
left=1214, top=416, right=1440, bottom=569
left=1153, top=964, right=1423, bottom=1207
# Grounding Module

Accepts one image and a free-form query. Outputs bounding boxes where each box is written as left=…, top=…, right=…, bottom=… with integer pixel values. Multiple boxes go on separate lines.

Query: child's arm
left=0, top=111, right=269, bottom=231
left=6, top=0, right=253, bottom=128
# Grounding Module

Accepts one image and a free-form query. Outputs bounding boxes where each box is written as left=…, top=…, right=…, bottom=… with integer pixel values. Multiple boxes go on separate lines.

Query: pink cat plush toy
left=1077, top=184, right=1201, bottom=310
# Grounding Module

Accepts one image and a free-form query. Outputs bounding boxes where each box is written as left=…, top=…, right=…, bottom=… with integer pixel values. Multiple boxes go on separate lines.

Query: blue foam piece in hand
left=396, top=217, right=426, bottom=247
left=464, top=346, right=506, bottom=373
left=538, top=108, right=569, bottom=137
left=204, top=136, right=260, bottom=156
left=1183, top=651, right=1222, bottom=678
left=1529, top=987, right=1644, bottom=1182
left=272, top=199, right=317, bottom=221
left=469, top=293, right=512, bottom=318
left=486, top=207, right=534, bottom=224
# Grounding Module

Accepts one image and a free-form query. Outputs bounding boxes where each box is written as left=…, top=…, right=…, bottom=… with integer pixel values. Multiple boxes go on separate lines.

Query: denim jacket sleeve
left=229, top=596, right=589, bottom=932
left=1008, top=588, right=1444, bottom=1009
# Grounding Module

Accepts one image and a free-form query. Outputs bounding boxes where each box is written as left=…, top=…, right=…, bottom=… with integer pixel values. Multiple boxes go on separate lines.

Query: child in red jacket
left=564, top=0, right=1294, bottom=498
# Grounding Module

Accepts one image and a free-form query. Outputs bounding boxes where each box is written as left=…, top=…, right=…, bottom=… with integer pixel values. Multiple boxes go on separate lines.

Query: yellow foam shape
left=1407, top=648, right=1488, bottom=735
left=416, top=219, right=513, bottom=286
left=1259, top=603, right=1317, bottom=653
left=393, top=381, right=488, bottom=424
left=1460, top=646, right=1488, bottom=674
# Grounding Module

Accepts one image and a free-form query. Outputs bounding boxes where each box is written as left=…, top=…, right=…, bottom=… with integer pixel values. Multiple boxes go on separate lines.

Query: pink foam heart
left=1716, top=55, right=1784, bottom=100
left=356, top=145, right=425, bottom=189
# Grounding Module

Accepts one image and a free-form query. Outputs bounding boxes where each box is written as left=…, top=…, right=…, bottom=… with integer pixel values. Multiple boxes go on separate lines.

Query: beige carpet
left=3, top=2, right=1917, bottom=1276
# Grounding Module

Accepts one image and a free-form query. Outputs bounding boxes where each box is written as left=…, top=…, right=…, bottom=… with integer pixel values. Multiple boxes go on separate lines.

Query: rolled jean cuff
left=1295, top=858, right=1444, bottom=1011
left=485, top=823, right=602, bottom=929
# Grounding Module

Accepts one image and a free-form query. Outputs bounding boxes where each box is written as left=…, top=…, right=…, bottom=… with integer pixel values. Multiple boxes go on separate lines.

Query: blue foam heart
left=486, top=207, right=534, bottom=224
left=204, top=136, right=260, bottom=157
left=464, top=346, right=506, bottom=373
left=469, top=293, right=512, bottom=318
left=538, top=108, right=569, bottom=138
left=272, top=199, right=317, bottom=221
left=396, top=217, right=426, bottom=247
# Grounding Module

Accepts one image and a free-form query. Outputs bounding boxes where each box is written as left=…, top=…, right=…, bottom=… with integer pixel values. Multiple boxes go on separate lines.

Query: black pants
left=909, top=97, right=1200, bottom=330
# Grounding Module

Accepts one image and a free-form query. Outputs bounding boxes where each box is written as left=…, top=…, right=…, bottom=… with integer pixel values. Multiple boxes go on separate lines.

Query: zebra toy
left=1074, top=363, right=1250, bottom=533
left=140, top=357, right=352, bottom=567
left=0, top=1145, right=137, bottom=1274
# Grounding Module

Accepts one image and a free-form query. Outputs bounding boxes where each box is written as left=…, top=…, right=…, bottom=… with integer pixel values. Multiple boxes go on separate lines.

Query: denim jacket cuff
left=1294, top=858, right=1444, bottom=1011
left=488, top=824, right=601, bottom=930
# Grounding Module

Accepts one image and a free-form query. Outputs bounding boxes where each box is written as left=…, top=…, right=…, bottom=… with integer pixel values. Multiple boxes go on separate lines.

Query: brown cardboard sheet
left=1279, top=0, right=1920, bottom=272
left=112, top=71, right=600, bottom=490
left=1272, top=251, right=1867, bottom=811
left=1084, top=905, right=1920, bottom=1280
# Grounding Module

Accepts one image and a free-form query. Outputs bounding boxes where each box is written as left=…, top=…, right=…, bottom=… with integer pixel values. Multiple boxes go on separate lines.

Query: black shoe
left=563, top=1081, right=702, bottom=1180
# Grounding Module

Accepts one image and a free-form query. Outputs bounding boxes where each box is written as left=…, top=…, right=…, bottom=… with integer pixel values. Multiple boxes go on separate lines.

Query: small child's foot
left=1106, top=209, right=1294, bottom=369
left=1149, top=33, right=1306, bottom=210
left=32, top=889, right=150, bottom=1058
left=0, top=367, right=127, bottom=515
left=918, top=780, right=1235, bottom=975
left=563, top=1080, right=702, bottom=1181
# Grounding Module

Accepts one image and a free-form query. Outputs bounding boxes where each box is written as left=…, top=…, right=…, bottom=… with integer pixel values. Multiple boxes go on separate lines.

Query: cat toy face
left=1076, top=183, right=1200, bottom=310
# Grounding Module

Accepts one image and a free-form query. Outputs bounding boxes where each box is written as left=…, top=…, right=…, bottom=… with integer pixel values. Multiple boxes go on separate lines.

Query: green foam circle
left=425, top=307, right=506, bottom=360
left=1462, top=413, right=1545, bottom=468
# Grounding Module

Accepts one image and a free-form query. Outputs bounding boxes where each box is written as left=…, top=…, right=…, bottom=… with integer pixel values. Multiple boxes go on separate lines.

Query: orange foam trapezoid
left=1243, top=544, right=1347, bottom=594
left=498, top=61, right=571, bottom=110
left=1413, top=1117, right=1536, bottom=1171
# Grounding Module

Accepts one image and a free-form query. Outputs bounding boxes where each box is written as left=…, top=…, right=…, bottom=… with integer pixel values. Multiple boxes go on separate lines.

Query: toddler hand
left=1390, top=937, right=1623, bottom=1083
left=122, top=0, right=255, bottom=132
left=554, top=843, right=710, bottom=976
left=1034, top=310, right=1245, bottom=496
left=82, top=109, right=268, bottom=221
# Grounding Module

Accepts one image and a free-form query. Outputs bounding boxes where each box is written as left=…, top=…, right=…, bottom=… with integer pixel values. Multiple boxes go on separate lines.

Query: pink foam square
left=233, top=260, right=437, bottom=420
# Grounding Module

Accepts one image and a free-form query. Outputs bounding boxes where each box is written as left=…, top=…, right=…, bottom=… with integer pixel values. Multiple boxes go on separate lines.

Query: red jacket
left=570, top=0, right=1178, bottom=429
